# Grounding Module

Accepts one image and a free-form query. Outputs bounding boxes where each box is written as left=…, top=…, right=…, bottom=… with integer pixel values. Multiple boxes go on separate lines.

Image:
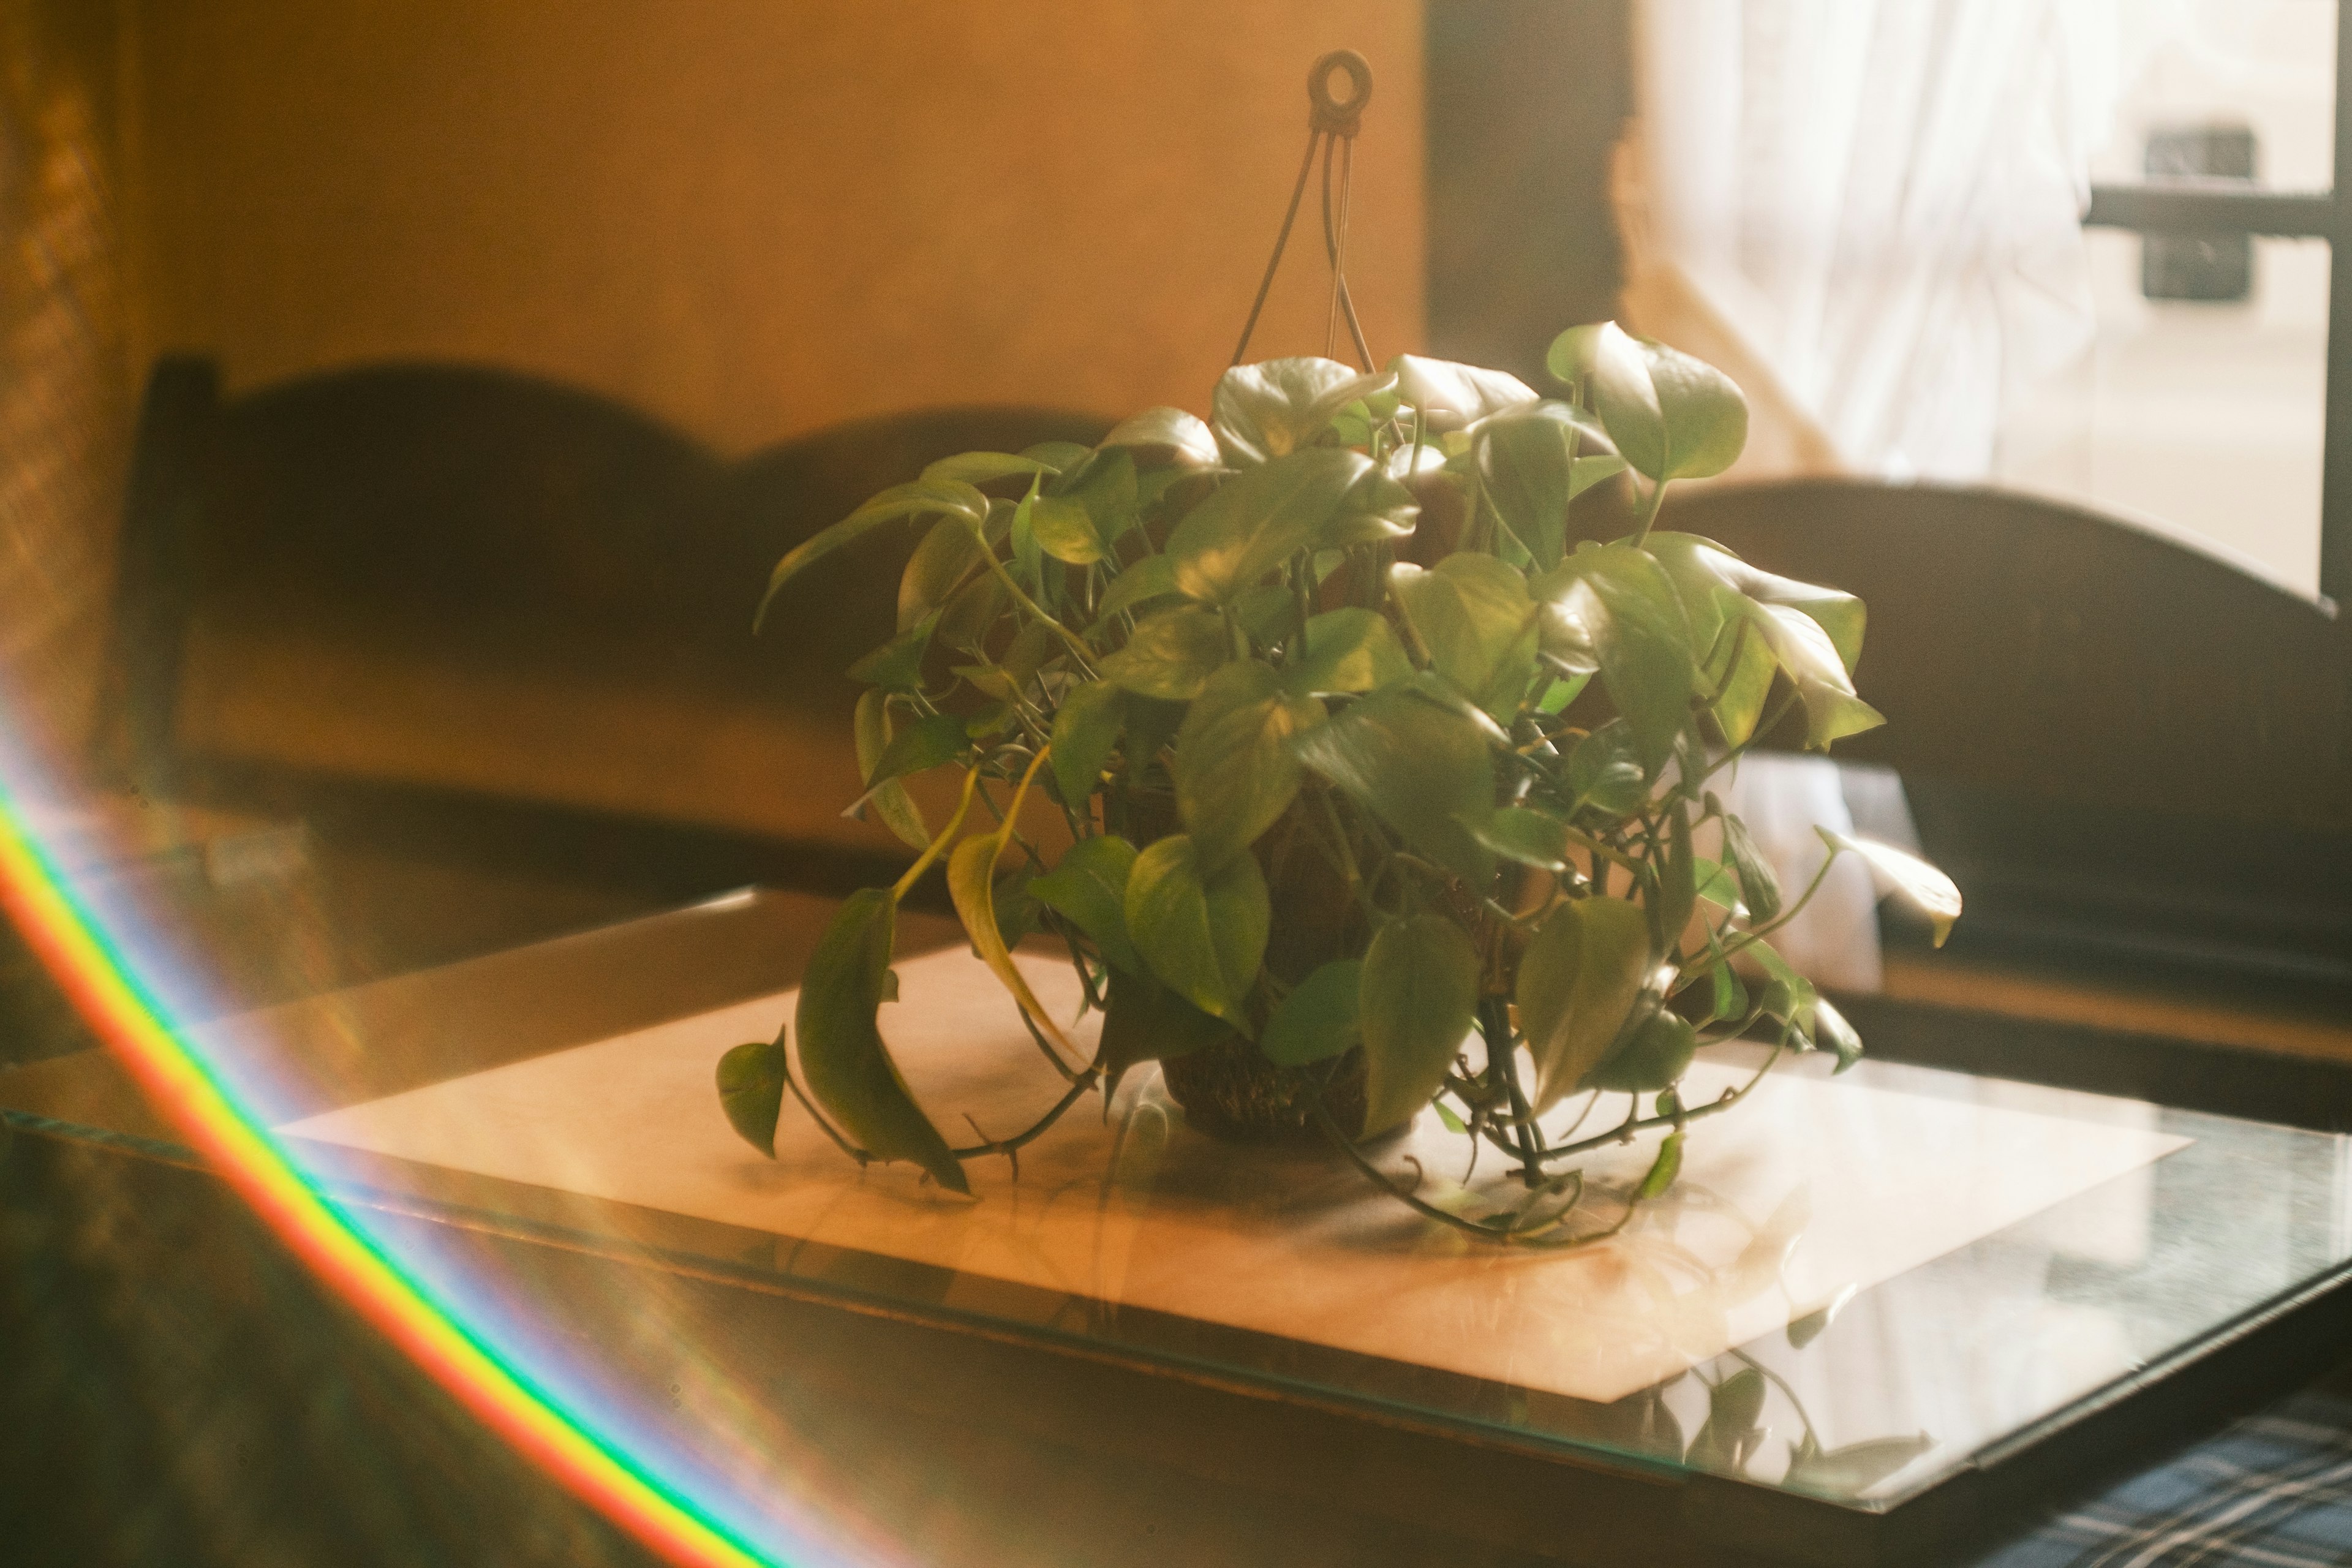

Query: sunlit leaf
left=1100, top=606, right=1229, bottom=700
left=1028, top=494, right=1106, bottom=564
left=796, top=889, right=967, bottom=1192
left=1721, top=810, right=1782, bottom=924
left=1123, top=834, right=1270, bottom=1031
left=1586, top=323, right=1749, bottom=483
left=1212, top=357, right=1396, bottom=466
left=1281, top=608, right=1412, bottom=696
left=948, top=834, right=1084, bottom=1069
left=1100, top=406, right=1221, bottom=468
left=1389, top=554, right=1539, bottom=722
left=1390, top=353, right=1538, bottom=429
left=1567, top=721, right=1649, bottom=817
left=1291, top=687, right=1498, bottom=886
left=1811, top=995, right=1864, bottom=1071
left=1166, top=447, right=1375, bottom=604
left=1173, top=660, right=1327, bottom=870
left=1635, top=1129, right=1684, bottom=1199
left=1463, top=804, right=1570, bottom=871
left=899, top=516, right=989, bottom=633
left=1820, top=828, right=1962, bottom=947
left=1357, top=914, right=1480, bottom=1134
left=1049, top=679, right=1125, bottom=803
left=1474, top=401, right=1616, bottom=569
left=1536, top=544, right=1700, bottom=775
left=1094, top=553, right=1180, bottom=624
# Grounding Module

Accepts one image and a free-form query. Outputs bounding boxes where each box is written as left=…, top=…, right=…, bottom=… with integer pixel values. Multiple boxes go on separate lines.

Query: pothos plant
left=717, top=322, right=1961, bottom=1245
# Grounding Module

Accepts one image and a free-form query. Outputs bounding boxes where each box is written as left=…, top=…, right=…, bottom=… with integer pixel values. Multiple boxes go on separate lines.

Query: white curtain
left=1634, top=1, right=2117, bottom=988
left=1637, top=0, right=2119, bottom=478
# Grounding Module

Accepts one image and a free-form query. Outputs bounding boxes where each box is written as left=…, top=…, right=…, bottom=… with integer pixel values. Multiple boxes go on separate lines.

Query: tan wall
left=123, top=2, right=1427, bottom=454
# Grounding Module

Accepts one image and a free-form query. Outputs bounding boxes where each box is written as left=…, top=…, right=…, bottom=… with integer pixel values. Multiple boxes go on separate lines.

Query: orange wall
left=124, top=2, right=1427, bottom=453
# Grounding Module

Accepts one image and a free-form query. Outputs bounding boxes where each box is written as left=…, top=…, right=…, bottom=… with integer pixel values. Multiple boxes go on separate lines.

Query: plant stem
left=963, top=518, right=1101, bottom=679
left=1630, top=475, right=1669, bottom=548
left=1482, top=997, right=1546, bottom=1189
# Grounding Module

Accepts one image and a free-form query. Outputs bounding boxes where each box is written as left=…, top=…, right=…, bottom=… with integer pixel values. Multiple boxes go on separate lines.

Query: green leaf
left=1545, top=323, right=1610, bottom=386
left=864, top=712, right=967, bottom=790
left=1173, top=660, right=1327, bottom=870
left=1057, top=448, right=1141, bottom=546
left=921, top=451, right=1061, bottom=486
left=716, top=1033, right=789, bottom=1157
left=1212, top=357, right=1396, bottom=466
left=1325, top=463, right=1422, bottom=548
left=1098, top=965, right=1229, bottom=1076
left=1028, top=834, right=1142, bottom=975
left=761, top=480, right=988, bottom=628
left=1094, top=553, right=1180, bottom=623
left=1635, top=1129, right=1684, bottom=1199
left=1537, top=543, right=1700, bottom=775
left=1721, top=812, right=1782, bottom=923
left=1708, top=617, right=1777, bottom=748
left=846, top=614, right=936, bottom=692
left=795, top=889, right=967, bottom=1192
left=1751, top=938, right=1819, bottom=1038
left=1291, top=688, right=1498, bottom=886
left=1586, top=324, right=1749, bottom=483
left=1357, top=914, right=1480, bottom=1135
left=1820, top=829, right=1962, bottom=947
left=1588, top=1008, right=1696, bottom=1093
left=1463, top=804, right=1569, bottom=871
left=899, top=516, right=989, bottom=633
left=1100, top=406, right=1220, bottom=468
left=1654, top=803, right=1697, bottom=948
left=1390, top=353, right=1538, bottom=429
left=1122, top=694, right=1187, bottom=778
left=948, top=834, right=1082, bottom=1066
left=1686, top=1367, right=1767, bottom=1472
left=1261, top=959, right=1363, bottom=1066
left=935, top=567, right=1006, bottom=652
left=1165, top=447, right=1375, bottom=604
left=1749, top=604, right=1885, bottom=748
left=1099, top=606, right=1229, bottom=701
left=1812, top=995, right=1864, bottom=1072
left=1567, top=723, right=1649, bottom=817
left=1474, top=402, right=1615, bottom=569
left=851, top=691, right=930, bottom=850
left=1049, top=680, right=1126, bottom=804
left=1648, top=532, right=1866, bottom=673
left=1027, top=495, right=1106, bottom=564
left=1024, top=439, right=1095, bottom=470
left=1123, top=834, right=1270, bottom=1032
left=1389, top=555, right=1539, bottom=720
left=1516, top=896, right=1653, bottom=1109
left=1282, top=608, right=1412, bottom=696
left=1785, top=1434, right=1934, bottom=1496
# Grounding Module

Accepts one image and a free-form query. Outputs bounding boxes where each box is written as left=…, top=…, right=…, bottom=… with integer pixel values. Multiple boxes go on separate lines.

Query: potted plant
left=716, top=323, right=1960, bottom=1244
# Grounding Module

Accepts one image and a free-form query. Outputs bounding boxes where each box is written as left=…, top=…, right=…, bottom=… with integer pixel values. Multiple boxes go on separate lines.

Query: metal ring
left=1308, top=50, right=1373, bottom=135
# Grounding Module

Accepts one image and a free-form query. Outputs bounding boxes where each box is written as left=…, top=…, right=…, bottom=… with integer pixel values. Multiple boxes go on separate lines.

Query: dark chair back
left=1658, top=478, right=2352, bottom=981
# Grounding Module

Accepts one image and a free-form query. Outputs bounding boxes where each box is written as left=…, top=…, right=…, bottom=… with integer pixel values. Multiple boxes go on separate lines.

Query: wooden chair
left=1657, top=478, right=2352, bottom=986
left=97, top=356, right=1104, bottom=872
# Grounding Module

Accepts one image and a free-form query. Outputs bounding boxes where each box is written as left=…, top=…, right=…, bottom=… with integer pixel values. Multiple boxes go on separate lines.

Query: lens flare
left=0, top=769, right=794, bottom=1568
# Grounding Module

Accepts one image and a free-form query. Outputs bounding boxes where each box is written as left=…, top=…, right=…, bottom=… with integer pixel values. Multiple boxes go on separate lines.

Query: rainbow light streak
left=0, top=782, right=783, bottom=1568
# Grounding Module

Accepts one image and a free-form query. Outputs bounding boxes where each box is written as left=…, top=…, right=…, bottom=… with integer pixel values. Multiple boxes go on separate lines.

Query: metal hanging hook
left=1231, top=50, right=1378, bottom=371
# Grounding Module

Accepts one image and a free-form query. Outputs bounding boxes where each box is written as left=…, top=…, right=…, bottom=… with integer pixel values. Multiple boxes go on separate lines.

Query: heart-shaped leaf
left=1515, top=895, right=1653, bottom=1109
left=1173, top=660, right=1327, bottom=870
left=921, top=451, right=1061, bottom=486
left=1474, top=401, right=1618, bottom=568
left=1166, top=447, right=1375, bottom=604
left=795, top=889, right=967, bottom=1192
left=1281, top=608, right=1413, bottom=696
left=1585, top=323, right=1749, bottom=483
left=1587, top=1008, right=1695, bottom=1093
left=716, top=1031, right=790, bottom=1157
left=1094, top=553, right=1181, bottom=624
left=1028, top=494, right=1106, bottom=564
left=1820, top=828, right=1962, bottom=947
left=1720, top=810, right=1783, bottom=923
left=1212, top=357, right=1396, bottom=466
left=1390, top=353, right=1539, bottom=429
left=1389, top=554, right=1539, bottom=722
left=1537, top=544, right=1700, bottom=775
left=1100, top=606, right=1229, bottom=700
left=1100, top=406, right=1221, bottom=468
left=1261, top=958, right=1363, bottom=1066
left=1123, top=834, right=1270, bottom=1031
left=1028, top=834, right=1142, bottom=975
left=1463, top=804, right=1570, bottom=871
left=1357, top=914, right=1480, bottom=1134
left=899, top=516, right=989, bottom=633
left=863, top=712, right=967, bottom=790
left=1291, top=688, right=1498, bottom=886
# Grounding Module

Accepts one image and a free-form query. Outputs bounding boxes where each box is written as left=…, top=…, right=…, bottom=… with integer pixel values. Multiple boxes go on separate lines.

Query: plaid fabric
left=1975, top=1389, right=2352, bottom=1567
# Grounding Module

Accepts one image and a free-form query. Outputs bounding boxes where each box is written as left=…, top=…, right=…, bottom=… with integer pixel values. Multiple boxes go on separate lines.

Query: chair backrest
left=1657, top=478, right=2351, bottom=981
left=99, top=355, right=1106, bottom=850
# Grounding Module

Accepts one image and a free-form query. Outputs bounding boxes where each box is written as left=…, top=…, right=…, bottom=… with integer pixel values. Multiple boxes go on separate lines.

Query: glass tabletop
left=12, top=887, right=2352, bottom=1523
